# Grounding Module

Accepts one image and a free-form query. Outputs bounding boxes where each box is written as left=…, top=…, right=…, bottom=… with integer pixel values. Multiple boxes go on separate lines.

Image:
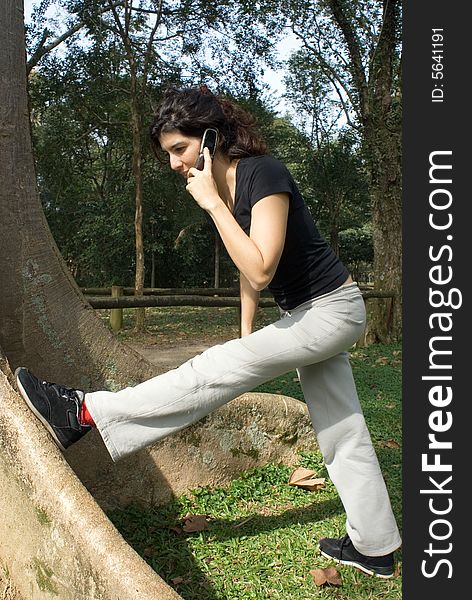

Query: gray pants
left=86, top=282, right=401, bottom=555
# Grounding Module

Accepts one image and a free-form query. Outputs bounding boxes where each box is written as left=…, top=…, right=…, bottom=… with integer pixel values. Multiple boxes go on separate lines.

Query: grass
left=99, top=305, right=274, bottom=347
left=105, top=307, right=402, bottom=599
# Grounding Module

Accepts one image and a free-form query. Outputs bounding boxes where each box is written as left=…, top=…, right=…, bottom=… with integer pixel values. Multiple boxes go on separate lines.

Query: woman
left=16, top=85, right=401, bottom=578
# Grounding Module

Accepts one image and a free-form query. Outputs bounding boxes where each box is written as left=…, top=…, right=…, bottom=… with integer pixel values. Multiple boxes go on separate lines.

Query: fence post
left=355, top=297, right=369, bottom=348
left=110, top=286, right=123, bottom=333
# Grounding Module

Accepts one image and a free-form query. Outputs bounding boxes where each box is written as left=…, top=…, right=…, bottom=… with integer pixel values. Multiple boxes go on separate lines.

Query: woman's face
left=159, top=130, right=201, bottom=178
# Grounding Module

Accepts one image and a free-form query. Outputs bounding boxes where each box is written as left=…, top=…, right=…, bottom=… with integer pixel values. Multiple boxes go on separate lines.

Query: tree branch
left=326, top=0, right=369, bottom=119
left=26, top=1, right=124, bottom=74
left=142, top=0, right=164, bottom=88
left=291, top=26, right=361, bottom=129
left=174, top=222, right=203, bottom=249
left=108, top=0, right=134, bottom=63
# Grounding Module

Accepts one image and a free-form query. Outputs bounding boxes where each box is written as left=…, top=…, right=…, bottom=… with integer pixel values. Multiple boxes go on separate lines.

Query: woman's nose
left=169, top=155, right=183, bottom=171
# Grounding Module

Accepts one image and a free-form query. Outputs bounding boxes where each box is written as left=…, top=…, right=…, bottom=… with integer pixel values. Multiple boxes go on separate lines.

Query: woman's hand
left=185, top=147, right=222, bottom=211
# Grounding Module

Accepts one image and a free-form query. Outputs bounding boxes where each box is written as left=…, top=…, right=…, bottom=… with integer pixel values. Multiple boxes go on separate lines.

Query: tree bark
left=328, top=0, right=402, bottom=341
left=130, top=65, right=146, bottom=331
left=362, top=0, right=402, bottom=342
left=214, top=234, right=221, bottom=288
left=0, top=0, right=155, bottom=389
left=364, top=117, right=402, bottom=342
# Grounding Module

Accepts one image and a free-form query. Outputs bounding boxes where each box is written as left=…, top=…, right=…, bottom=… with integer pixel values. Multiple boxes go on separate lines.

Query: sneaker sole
left=15, top=368, right=67, bottom=452
left=320, top=549, right=394, bottom=579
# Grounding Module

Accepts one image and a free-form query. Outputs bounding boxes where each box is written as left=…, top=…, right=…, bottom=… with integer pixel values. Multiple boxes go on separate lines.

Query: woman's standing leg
left=298, top=352, right=401, bottom=556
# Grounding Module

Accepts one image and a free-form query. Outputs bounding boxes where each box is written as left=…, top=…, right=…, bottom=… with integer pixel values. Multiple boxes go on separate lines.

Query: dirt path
left=128, top=340, right=219, bottom=371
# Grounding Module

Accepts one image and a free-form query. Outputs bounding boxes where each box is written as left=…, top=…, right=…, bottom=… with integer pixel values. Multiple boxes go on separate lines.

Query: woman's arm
left=208, top=193, right=289, bottom=291
left=240, top=271, right=260, bottom=337
left=186, top=149, right=289, bottom=291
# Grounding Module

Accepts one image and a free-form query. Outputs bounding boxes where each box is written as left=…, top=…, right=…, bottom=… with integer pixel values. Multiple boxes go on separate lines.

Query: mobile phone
left=194, top=128, right=219, bottom=170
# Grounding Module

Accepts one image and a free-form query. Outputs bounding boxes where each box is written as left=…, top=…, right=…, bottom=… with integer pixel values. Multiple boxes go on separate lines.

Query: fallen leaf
left=376, top=356, right=390, bottom=364
left=295, top=477, right=326, bottom=491
left=143, top=546, right=156, bottom=557
left=289, top=468, right=325, bottom=490
left=310, top=566, right=342, bottom=587
left=310, top=568, right=327, bottom=585
left=384, top=439, right=401, bottom=449
left=324, top=566, right=342, bottom=585
left=182, top=514, right=209, bottom=533
left=288, top=467, right=317, bottom=485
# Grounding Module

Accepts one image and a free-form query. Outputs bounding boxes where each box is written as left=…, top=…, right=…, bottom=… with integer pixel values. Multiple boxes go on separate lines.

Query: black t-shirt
left=233, top=154, right=349, bottom=311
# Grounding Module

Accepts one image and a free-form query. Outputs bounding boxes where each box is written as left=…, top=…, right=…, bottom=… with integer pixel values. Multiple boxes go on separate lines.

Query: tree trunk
left=0, top=0, right=155, bottom=390
left=362, top=0, right=402, bottom=342
left=326, top=0, right=402, bottom=342
left=364, top=119, right=402, bottom=342
left=151, top=252, right=156, bottom=288
left=214, top=234, right=220, bottom=288
left=130, top=68, right=146, bottom=331
left=328, top=192, right=341, bottom=257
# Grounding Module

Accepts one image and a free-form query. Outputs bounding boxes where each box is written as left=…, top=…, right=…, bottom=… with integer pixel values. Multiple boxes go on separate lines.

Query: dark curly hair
left=150, top=86, right=268, bottom=159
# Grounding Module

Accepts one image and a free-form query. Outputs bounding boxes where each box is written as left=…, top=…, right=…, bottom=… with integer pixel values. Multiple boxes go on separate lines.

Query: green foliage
left=30, top=40, right=136, bottom=284
left=268, top=118, right=371, bottom=265
left=339, top=224, right=374, bottom=282
left=284, top=48, right=340, bottom=143
left=26, top=0, right=381, bottom=289
left=26, top=0, right=279, bottom=288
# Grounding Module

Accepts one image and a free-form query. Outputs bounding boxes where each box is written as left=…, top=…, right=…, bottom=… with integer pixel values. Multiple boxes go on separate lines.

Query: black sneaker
left=319, top=534, right=395, bottom=578
left=15, top=367, right=91, bottom=451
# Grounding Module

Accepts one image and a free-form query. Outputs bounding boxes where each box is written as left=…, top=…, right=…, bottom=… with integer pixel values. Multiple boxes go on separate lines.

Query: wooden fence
left=82, top=286, right=395, bottom=343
